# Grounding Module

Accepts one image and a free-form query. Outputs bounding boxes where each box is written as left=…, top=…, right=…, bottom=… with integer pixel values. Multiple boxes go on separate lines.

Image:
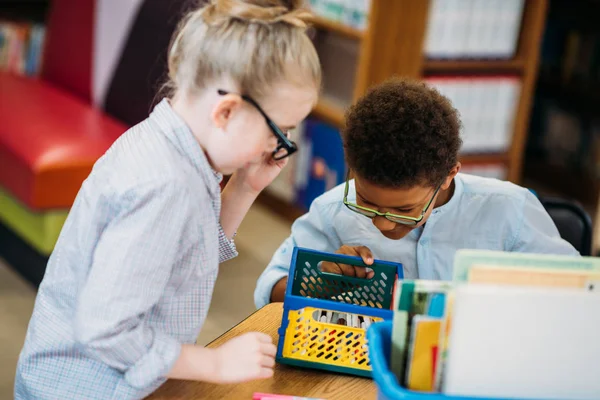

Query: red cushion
left=0, top=72, right=127, bottom=210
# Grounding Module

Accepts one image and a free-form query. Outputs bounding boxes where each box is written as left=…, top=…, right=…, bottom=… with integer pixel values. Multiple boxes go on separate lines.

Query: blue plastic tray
left=367, top=321, right=553, bottom=400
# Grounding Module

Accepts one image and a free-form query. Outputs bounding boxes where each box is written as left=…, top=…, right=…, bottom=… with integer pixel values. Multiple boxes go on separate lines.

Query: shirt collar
left=150, top=98, right=222, bottom=197
left=430, top=173, right=464, bottom=216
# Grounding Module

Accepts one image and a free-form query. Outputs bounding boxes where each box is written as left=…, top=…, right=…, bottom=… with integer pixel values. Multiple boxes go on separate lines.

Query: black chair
left=538, top=196, right=593, bottom=256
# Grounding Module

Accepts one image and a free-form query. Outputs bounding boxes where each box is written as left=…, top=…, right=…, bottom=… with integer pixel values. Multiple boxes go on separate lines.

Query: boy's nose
left=372, top=215, right=396, bottom=232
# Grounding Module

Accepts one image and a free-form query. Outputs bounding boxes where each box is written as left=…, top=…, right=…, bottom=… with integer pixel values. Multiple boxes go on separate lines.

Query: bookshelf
left=0, top=0, right=50, bottom=77
left=310, top=0, right=546, bottom=183
left=259, top=0, right=549, bottom=221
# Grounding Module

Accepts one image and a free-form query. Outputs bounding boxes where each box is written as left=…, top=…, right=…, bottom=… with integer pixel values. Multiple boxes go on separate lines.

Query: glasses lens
left=347, top=204, right=377, bottom=218
left=387, top=215, right=419, bottom=226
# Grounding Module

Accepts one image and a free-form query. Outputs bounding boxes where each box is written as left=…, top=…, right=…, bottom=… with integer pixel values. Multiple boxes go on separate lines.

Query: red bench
left=0, top=73, right=125, bottom=210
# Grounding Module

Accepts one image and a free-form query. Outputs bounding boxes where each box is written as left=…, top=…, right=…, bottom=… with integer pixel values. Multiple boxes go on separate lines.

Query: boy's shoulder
left=457, top=173, right=533, bottom=205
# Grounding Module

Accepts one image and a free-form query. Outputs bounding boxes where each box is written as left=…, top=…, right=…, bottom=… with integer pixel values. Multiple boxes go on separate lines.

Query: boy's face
left=353, top=175, right=452, bottom=240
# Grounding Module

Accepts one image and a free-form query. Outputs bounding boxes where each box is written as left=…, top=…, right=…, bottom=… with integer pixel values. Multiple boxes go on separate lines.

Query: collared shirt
left=15, top=99, right=237, bottom=399
left=254, top=173, right=579, bottom=308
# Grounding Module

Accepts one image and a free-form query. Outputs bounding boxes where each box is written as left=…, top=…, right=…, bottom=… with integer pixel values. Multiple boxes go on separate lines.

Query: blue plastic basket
left=367, top=321, right=554, bottom=400
left=276, top=247, right=403, bottom=377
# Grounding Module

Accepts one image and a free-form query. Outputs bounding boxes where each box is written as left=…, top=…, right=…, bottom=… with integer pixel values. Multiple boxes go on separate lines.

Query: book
left=0, top=21, right=45, bottom=77
left=307, top=0, right=370, bottom=30
left=294, top=118, right=346, bottom=211
left=424, top=0, right=524, bottom=59
left=433, top=291, right=455, bottom=392
left=391, top=280, right=452, bottom=384
left=468, top=264, right=600, bottom=290
left=405, top=316, right=442, bottom=391
left=442, top=284, right=600, bottom=399
left=453, top=249, right=600, bottom=282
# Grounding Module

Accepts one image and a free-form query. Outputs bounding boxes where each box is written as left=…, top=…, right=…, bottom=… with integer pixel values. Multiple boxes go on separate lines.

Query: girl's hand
left=233, top=151, right=289, bottom=195
left=211, top=332, right=276, bottom=383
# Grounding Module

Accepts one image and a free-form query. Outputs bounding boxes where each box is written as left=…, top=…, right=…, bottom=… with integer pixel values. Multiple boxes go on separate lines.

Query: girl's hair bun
left=203, top=0, right=312, bottom=28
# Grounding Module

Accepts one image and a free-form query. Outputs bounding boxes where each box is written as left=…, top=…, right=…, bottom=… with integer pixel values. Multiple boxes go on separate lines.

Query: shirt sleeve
left=508, top=190, right=580, bottom=256
left=218, top=223, right=238, bottom=263
left=254, top=199, right=342, bottom=309
left=74, top=180, right=197, bottom=390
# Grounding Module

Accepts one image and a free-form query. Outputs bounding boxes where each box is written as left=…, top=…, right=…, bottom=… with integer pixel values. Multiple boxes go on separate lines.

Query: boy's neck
left=434, top=178, right=455, bottom=209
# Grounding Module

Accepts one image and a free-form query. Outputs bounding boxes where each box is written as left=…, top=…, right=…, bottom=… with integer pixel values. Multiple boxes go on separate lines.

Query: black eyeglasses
left=217, top=89, right=298, bottom=160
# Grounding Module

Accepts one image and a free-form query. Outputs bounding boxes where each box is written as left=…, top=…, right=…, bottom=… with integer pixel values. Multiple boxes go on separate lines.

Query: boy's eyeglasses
left=217, top=89, right=298, bottom=160
left=343, top=173, right=443, bottom=226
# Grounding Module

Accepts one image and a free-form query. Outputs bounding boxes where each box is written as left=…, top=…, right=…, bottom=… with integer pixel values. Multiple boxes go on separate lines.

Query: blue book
left=295, top=118, right=346, bottom=210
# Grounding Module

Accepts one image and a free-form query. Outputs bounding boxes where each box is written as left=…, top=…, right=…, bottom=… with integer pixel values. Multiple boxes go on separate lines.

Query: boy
left=254, top=78, right=578, bottom=308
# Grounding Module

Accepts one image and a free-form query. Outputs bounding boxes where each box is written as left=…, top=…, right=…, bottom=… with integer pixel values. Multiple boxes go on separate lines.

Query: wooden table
left=148, top=303, right=377, bottom=400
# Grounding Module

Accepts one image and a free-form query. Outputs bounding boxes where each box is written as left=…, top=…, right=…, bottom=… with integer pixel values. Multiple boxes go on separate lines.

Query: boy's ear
left=211, top=94, right=243, bottom=129
left=442, top=162, right=461, bottom=190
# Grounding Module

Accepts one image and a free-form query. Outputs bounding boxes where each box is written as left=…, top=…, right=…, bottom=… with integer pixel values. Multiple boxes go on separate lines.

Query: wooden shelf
left=460, top=153, right=510, bottom=165
left=423, top=58, right=526, bottom=74
left=309, top=15, right=364, bottom=40
left=312, top=98, right=346, bottom=128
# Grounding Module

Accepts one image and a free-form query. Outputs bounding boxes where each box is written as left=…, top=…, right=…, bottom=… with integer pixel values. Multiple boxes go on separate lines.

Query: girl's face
left=204, top=82, right=317, bottom=175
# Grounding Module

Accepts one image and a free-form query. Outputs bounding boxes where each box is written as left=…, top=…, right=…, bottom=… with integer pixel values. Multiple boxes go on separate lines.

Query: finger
left=366, top=269, right=375, bottom=279
left=260, top=343, right=277, bottom=357
left=342, top=246, right=368, bottom=278
left=257, top=367, right=274, bottom=379
left=320, top=261, right=343, bottom=275
left=275, top=157, right=289, bottom=168
left=355, top=246, right=374, bottom=265
left=335, top=262, right=356, bottom=277
left=260, top=355, right=276, bottom=368
left=335, top=245, right=354, bottom=255
left=253, top=332, right=274, bottom=344
left=273, top=149, right=287, bottom=160
left=353, top=265, right=367, bottom=279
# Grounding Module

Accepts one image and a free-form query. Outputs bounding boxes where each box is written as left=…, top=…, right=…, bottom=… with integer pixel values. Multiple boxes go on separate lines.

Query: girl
left=15, top=0, right=321, bottom=398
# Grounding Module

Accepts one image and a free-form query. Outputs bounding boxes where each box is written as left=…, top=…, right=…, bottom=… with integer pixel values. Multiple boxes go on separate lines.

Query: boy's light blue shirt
left=254, top=173, right=579, bottom=308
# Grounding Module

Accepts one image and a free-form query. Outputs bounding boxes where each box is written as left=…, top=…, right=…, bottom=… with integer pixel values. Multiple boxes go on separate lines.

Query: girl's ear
left=211, top=94, right=243, bottom=129
left=443, top=162, right=461, bottom=190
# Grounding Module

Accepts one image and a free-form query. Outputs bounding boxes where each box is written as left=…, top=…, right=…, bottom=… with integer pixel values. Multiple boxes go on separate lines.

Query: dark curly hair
left=343, top=78, right=462, bottom=188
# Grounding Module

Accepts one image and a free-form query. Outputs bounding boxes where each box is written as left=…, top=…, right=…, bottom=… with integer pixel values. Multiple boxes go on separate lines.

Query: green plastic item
left=289, top=248, right=400, bottom=310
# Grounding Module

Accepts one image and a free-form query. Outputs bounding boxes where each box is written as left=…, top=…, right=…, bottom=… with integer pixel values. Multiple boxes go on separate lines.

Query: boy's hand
left=212, top=332, right=276, bottom=383
left=319, top=245, right=375, bottom=279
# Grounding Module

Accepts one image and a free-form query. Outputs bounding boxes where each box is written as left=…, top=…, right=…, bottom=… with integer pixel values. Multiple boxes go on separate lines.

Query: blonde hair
left=167, top=0, right=321, bottom=100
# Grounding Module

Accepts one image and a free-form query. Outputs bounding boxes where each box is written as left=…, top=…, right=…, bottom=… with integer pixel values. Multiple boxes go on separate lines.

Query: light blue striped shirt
left=15, top=99, right=237, bottom=399
left=254, top=173, right=579, bottom=308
